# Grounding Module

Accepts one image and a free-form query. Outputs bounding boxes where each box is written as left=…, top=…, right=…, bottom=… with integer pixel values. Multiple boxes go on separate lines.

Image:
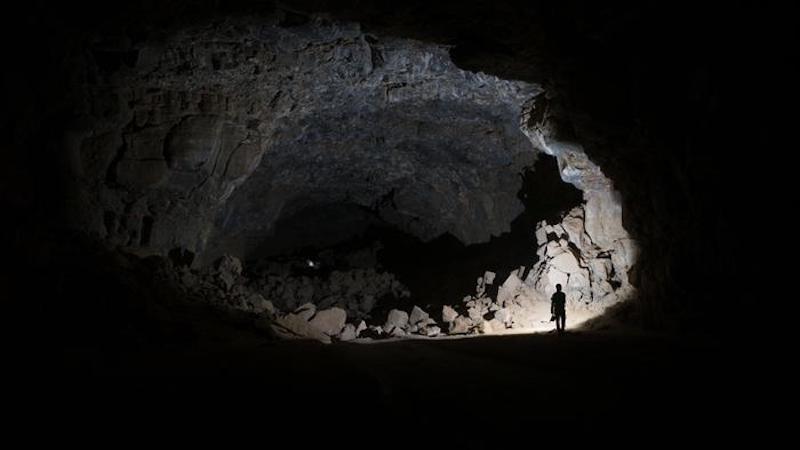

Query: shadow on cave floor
left=39, top=320, right=751, bottom=434
left=8, top=229, right=761, bottom=435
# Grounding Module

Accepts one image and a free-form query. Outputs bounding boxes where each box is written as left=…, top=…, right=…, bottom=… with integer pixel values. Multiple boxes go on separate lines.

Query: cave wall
left=4, top=0, right=786, bottom=331
left=61, top=13, right=542, bottom=261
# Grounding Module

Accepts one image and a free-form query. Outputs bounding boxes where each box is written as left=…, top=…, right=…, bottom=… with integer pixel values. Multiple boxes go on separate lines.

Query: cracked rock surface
left=69, top=15, right=542, bottom=261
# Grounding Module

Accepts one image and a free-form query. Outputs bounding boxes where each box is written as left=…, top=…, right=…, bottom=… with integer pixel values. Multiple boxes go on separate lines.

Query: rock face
left=524, top=204, right=636, bottom=317
left=67, top=14, right=542, bottom=263
left=59, top=11, right=638, bottom=335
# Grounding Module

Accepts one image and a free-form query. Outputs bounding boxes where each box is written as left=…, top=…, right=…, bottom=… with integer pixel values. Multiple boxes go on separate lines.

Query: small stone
left=468, top=306, right=483, bottom=321
left=384, top=309, right=409, bottom=332
left=449, top=316, right=473, bottom=335
left=535, top=225, right=547, bottom=246
left=425, top=326, right=441, bottom=337
left=339, top=324, right=357, bottom=341
left=391, top=327, right=407, bottom=337
left=409, top=305, right=430, bottom=325
left=494, top=308, right=512, bottom=325
left=442, top=305, right=458, bottom=323
left=294, top=303, right=316, bottom=321
left=482, top=318, right=505, bottom=334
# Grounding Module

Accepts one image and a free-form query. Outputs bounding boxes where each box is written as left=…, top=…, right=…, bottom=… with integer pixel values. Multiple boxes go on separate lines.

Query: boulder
left=424, top=326, right=441, bottom=337
left=384, top=309, right=409, bottom=332
left=481, top=318, right=506, bottom=334
left=562, top=210, right=585, bottom=248
left=497, top=272, right=523, bottom=306
left=545, top=241, right=565, bottom=258
left=339, top=324, right=357, bottom=341
left=468, top=306, right=483, bottom=321
left=293, top=303, right=316, bottom=321
left=494, top=308, right=512, bottom=326
left=483, top=271, right=496, bottom=285
left=390, top=327, right=407, bottom=337
left=442, top=305, right=459, bottom=323
left=356, top=320, right=368, bottom=336
left=543, top=267, right=569, bottom=295
left=550, top=252, right=580, bottom=274
left=409, top=306, right=430, bottom=325
left=309, top=307, right=347, bottom=336
left=449, top=316, right=473, bottom=335
left=272, top=314, right=331, bottom=344
left=534, top=223, right=547, bottom=246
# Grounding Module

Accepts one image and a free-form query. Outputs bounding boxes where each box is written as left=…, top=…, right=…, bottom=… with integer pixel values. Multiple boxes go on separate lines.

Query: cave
left=3, top=0, right=783, bottom=436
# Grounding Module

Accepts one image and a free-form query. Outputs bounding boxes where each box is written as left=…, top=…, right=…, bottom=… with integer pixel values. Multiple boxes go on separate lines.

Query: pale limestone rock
left=550, top=252, right=580, bottom=274
left=482, top=318, right=506, bottom=334
left=535, top=223, right=547, bottom=245
left=294, top=303, right=316, bottom=321
left=545, top=240, right=565, bottom=258
left=497, top=272, right=523, bottom=306
left=391, top=327, right=407, bottom=337
left=442, top=305, right=459, bottom=323
left=584, top=190, right=626, bottom=248
left=309, top=307, right=347, bottom=336
left=339, top=324, right=357, bottom=341
left=449, top=316, right=473, bottom=335
left=384, top=309, right=409, bottom=332
left=424, top=326, right=441, bottom=337
left=468, top=306, right=484, bottom=321
left=494, top=308, right=512, bottom=325
left=409, top=306, right=430, bottom=325
left=272, top=314, right=331, bottom=344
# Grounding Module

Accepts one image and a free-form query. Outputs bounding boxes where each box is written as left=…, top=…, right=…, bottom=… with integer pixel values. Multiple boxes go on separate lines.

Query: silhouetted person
left=551, top=284, right=566, bottom=333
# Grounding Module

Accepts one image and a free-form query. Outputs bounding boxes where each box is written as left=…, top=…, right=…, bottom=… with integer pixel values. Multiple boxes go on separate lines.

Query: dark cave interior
left=1, top=0, right=789, bottom=434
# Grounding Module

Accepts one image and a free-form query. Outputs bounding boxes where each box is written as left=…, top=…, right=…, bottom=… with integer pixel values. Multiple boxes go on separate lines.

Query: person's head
left=556, top=284, right=562, bottom=292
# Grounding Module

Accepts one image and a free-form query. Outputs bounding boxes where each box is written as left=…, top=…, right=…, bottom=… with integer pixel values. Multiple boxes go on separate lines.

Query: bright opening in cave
left=69, top=14, right=637, bottom=342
